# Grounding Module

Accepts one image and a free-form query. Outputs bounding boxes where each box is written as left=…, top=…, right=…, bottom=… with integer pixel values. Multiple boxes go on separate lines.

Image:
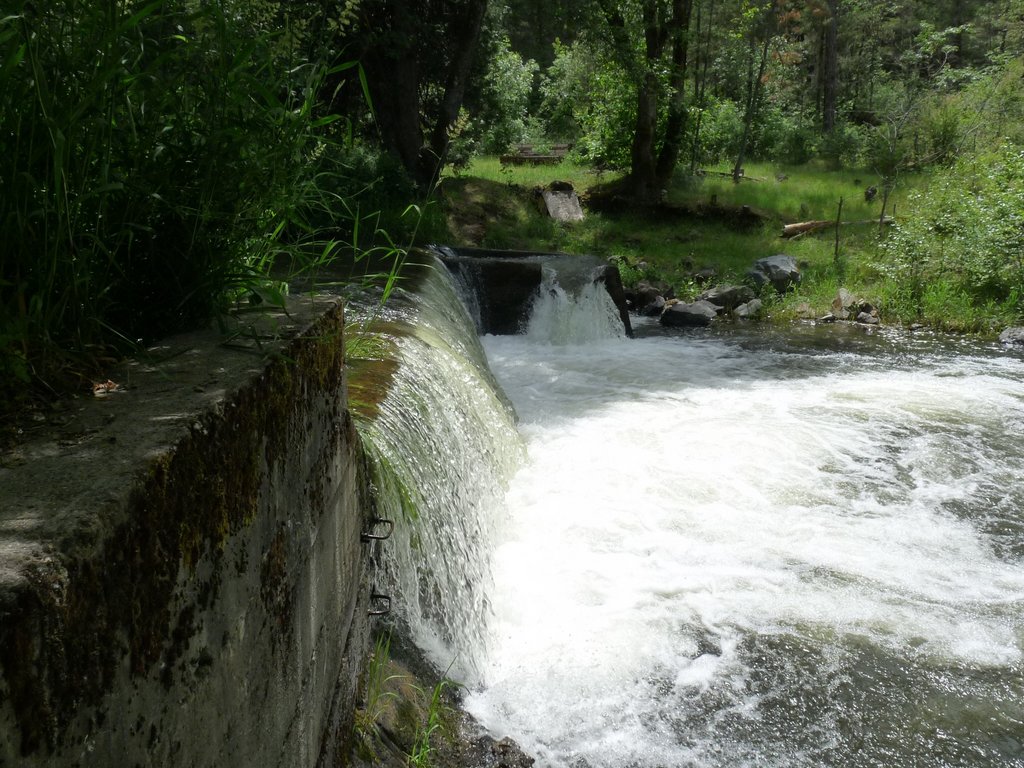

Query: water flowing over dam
left=359, top=255, right=1024, bottom=768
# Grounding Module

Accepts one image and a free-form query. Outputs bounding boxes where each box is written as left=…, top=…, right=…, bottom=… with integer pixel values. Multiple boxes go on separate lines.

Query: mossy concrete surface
left=0, top=296, right=372, bottom=767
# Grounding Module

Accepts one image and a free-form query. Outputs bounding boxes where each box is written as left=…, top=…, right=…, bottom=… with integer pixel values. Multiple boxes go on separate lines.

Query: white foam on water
left=468, top=328, right=1024, bottom=767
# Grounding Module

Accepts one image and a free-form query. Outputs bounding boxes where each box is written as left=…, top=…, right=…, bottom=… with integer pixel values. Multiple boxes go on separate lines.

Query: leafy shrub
left=539, top=38, right=635, bottom=168
left=882, top=144, right=1024, bottom=320
left=690, top=98, right=744, bottom=165
left=0, top=0, right=356, bottom=395
left=475, top=37, right=539, bottom=154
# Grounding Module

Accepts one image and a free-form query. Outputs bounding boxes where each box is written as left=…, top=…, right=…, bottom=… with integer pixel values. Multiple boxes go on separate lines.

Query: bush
left=882, top=144, right=1024, bottom=321
left=476, top=37, right=539, bottom=154
left=690, top=99, right=744, bottom=165
left=539, top=38, right=635, bottom=168
left=0, top=0, right=355, bottom=398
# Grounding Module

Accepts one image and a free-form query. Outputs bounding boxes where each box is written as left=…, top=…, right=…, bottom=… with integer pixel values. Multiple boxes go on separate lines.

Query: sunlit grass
left=450, top=156, right=623, bottom=193
left=672, top=161, right=922, bottom=222
left=440, top=156, right=1014, bottom=331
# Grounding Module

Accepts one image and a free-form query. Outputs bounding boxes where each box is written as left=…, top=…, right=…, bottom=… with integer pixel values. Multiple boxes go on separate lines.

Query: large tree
left=598, top=0, right=695, bottom=199
left=357, top=0, right=489, bottom=189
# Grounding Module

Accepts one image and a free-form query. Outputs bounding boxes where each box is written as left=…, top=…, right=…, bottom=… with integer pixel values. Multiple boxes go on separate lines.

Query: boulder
left=626, top=281, right=664, bottom=313
left=594, top=264, right=635, bottom=338
left=856, top=311, right=880, bottom=325
left=699, top=284, right=756, bottom=309
left=999, top=326, right=1024, bottom=345
left=834, top=287, right=858, bottom=311
left=693, top=267, right=717, bottom=284
left=641, top=295, right=666, bottom=317
left=660, top=300, right=718, bottom=328
left=747, top=254, right=801, bottom=293
left=538, top=183, right=585, bottom=223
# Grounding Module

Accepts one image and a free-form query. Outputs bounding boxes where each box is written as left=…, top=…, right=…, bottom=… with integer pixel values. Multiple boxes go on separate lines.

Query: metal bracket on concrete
left=361, top=518, right=395, bottom=542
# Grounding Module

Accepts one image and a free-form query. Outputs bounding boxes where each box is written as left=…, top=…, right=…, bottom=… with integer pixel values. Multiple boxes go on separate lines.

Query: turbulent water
left=361, top=262, right=1024, bottom=767
left=466, top=298, right=1024, bottom=767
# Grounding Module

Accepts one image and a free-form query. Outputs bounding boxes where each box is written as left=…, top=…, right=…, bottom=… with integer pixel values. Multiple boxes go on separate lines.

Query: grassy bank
left=439, top=157, right=1019, bottom=334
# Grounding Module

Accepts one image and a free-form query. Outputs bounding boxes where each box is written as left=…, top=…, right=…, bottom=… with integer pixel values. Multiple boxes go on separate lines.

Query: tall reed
left=0, top=0, right=390, bottom=399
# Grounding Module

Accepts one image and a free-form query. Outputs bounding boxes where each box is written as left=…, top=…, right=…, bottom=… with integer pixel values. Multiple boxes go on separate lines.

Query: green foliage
left=539, top=38, right=635, bottom=167
left=882, top=144, right=1024, bottom=323
left=0, top=2, right=308, bottom=385
left=0, top=0, right=419, bottom=404
left=353, top=631, right=399, bottom=760
left=474, top=36, right=539, bottom=154
left=407, top=677, right=456, bottom=768
left=691, top=99, right=744, bottom=165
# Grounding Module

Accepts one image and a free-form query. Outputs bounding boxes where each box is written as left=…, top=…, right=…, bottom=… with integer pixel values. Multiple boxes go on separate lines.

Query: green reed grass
left=0, top=1, right=416, bottom=405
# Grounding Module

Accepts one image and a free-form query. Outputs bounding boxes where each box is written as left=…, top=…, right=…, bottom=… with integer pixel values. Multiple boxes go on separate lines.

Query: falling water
left=525, top=258, right=628, bottom=344
left=351, top=263, right=524, bottom=681
left=355, top=258, right=1024, bottom=766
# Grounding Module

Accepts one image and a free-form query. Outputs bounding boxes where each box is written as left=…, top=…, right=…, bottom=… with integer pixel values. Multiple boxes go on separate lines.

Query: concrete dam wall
left=0, top=297, right=372, bottom=767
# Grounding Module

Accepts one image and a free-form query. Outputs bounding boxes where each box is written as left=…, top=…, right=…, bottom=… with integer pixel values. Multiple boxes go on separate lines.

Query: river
left=461, top=290, right=1024, bottom=767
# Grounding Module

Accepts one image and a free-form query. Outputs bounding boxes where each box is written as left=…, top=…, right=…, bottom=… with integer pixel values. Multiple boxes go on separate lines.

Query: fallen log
left=782, top=217, right=894, bottom=238
left=698, top=169, right=765, bottom=182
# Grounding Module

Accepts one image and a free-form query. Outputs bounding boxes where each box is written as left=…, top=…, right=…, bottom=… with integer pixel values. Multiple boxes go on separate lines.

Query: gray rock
left=999, top=326, right=1024, bottom=345
left=734, top=298, right=763, bottom=319
left=747, top=254, right=801, bottom=293
left=660, top=300, right=718, bottom=327
left=539, top=188, right=584, bottom=222
left=627, top=281, right=663, bottom=314
left=699, top=284, right=756, bottom=309
left=641, top=295, right=666, bottom=317
left=833, top=288, right=858, bottom=312
left=693, top=267, right=717, bottom=284
left=856, top=311, right=880, bottom=325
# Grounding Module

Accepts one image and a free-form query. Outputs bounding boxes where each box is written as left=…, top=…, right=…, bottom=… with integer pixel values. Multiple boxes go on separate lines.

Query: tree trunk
left=655, top=0, right=694, bottom=187
left=362, top=0, right=488, bottom=190
left=625, top=0, right=663, bottom=199
left=421, top=0, right=488, bottom=189
left=822, top=0, right=839, bottom=133
left=362, top=0, right=423, bottom=180
left=630, top=72, right=661, bottom=199
left=689, top=0, right=716, bottom=173
left=733, top=21, right=771, bottom=183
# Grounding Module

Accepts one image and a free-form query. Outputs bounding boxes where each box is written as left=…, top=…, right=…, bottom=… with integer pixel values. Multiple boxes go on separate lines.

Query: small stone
left=856, top=311, right=879, bottom=325
left=817, top=313, right=837, bottom=323
left=735, top=298, right=763, bottom=319
left=660, top=300, right=718, bottom=327
left=999, top=326, right=1024, bottom=345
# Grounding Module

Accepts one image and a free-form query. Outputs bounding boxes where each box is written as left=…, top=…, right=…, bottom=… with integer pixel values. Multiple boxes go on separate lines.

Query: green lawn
left=437, top=156, right=1010, bottom=331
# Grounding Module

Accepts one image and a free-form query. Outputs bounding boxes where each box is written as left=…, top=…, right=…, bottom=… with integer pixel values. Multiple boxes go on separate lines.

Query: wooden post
left=834, top=197, right=844, bottom=277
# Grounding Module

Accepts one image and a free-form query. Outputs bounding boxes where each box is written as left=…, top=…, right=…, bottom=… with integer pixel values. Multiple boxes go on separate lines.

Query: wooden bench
left=500, top=143, right=570, bottom=166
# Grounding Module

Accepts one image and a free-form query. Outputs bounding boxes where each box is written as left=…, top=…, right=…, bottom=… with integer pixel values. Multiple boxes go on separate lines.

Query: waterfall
left=525, top=258, right=628, bottom=344
left=351, top=252, right=625, bottom=680
left=351, top=261, right=524, bottom=682
left=352, top=251, right=1024, bottom=767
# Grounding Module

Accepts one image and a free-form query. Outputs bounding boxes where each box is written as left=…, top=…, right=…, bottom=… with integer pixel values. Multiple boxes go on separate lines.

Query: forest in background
left=3, top=0, right=1024, bottom=412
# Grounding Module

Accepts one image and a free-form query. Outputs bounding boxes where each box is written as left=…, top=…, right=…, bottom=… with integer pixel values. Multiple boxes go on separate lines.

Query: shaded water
left=467, top=311, right=1024, bottom=767
left=358, top=263, right=1024, bottom=767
